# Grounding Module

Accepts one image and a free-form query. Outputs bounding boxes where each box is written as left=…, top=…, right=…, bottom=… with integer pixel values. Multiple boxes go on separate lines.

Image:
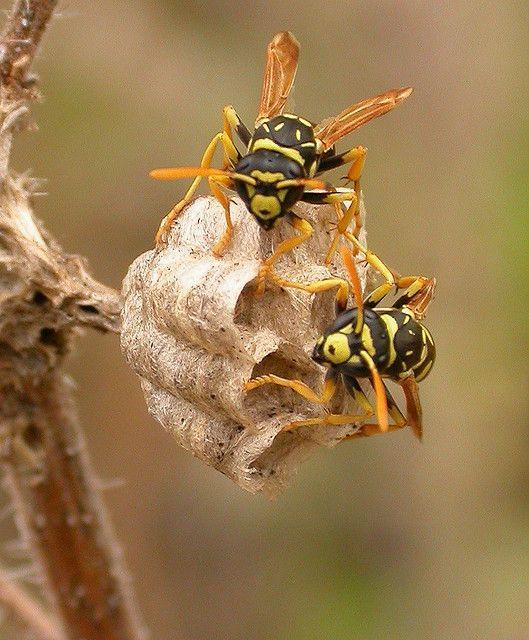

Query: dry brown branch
left=0, top=2, right=146, bottom=639
left=0, top=563, right=63, bottom=640
left=0, top=0, right=58, bottom=178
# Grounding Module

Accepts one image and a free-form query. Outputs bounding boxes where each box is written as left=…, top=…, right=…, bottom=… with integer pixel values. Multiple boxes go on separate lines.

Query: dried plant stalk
left=121, top=196, right=369, bottom=497
left=0, top=563, right=63, bottom=640
left=0, top=2, right=146, bottom=639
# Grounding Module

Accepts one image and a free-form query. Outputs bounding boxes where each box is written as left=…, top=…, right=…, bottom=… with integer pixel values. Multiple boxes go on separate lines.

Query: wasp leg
left=346, top=376, right=425, bottom=440
left=344, top=380, right=409, bottom=439
left=316, top=145, right=367, bottom=180
left=344, top=232, right=435, bottom=317
left=399, top=374, right=423, bottom=440
left=266, top=274, right=349, bottom=311
left=155, top=127, right=241, bottom=246
left=208, top=175, right=237, bottom=256
left=301, top=188, right=358, bottom=265
left=223, top=105, right=252, bottom=149
left=281, top=411, right=375, bottom=432
left=244, top=368, right=338, bottom=405
left=342, top=375, right=375, bottom=412
left=394, top=277, right=436, bottom=320
left=254, top=212, right=314, bottom=296
left=281, top=375, right=371, bottom=432
left=316, top=145, right=367, bottom=246
left=246, top=370, right=373, bottom=433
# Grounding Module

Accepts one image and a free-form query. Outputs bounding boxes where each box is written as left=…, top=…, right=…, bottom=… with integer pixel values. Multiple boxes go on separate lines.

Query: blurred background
left=2, top=1, right=528, bottom=638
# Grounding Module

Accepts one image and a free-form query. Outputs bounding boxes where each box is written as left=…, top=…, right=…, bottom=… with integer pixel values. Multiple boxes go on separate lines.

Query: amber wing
left=314, top=87, right=413, bottom=151
left=255, top=31, right=300, bottom=124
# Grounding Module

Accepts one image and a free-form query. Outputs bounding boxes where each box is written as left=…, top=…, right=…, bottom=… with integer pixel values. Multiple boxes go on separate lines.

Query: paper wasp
left=151, top=32, right=412, bottom=294
left=244, top=237, right=436, bottom=439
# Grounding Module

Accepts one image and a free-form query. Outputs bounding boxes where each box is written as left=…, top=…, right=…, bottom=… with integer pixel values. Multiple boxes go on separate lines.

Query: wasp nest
left=121, top=196, right=369, bottom=497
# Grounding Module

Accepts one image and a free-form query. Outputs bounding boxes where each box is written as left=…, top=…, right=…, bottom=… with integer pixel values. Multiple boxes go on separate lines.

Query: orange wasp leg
left=208, top=175, right=236, bottom=257
left=300, top=188, right=358, bottom=265
left=154, top=107, right=243, bottom=246
left=254, top=212, right=314, bottom=296
left=316, top=145, right=367, bottom=254
left=344, top=232, right=436, bottom=319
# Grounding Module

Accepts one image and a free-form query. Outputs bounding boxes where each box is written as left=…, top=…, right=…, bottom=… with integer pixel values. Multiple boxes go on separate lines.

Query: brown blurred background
left=2, top=1, right=528, bottom=638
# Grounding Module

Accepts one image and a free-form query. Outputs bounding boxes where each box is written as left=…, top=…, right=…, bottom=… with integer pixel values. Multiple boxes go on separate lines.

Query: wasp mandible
left=151, top=32, right=412, bottom=294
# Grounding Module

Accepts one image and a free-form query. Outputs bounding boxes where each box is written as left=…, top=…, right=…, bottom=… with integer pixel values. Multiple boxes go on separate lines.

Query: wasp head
left=233, top=150, right=305, bottom=229
left=312, top=308, right=390, bottom=377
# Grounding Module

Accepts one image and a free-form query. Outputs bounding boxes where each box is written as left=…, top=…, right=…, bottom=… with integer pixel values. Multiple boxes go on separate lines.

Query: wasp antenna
left=227, top=172, right=257, bottom=186
left=340, top=246, right=364, bottom=334
left=275, top=178, right=328, bottom=190
left=360, top=350, right=388, bottom=432
left=149, top=167, right=231, bottom=180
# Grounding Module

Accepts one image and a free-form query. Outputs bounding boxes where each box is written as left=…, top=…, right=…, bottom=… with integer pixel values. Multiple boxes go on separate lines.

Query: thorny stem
left=0, top=2, right=147, bottom=640
left=0, top=0, right=58, bottom=178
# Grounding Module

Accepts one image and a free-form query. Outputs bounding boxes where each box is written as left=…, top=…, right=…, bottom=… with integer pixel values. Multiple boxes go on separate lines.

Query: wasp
left=151, top=32, right=412, bottom=294
left=244, top=237, right=436, bottom=439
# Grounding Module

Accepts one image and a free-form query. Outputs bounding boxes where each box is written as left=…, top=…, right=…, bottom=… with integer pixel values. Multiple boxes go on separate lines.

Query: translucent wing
left=255, top=31, right=300, bottom=124
left=314, top=87, right=413, bottom=151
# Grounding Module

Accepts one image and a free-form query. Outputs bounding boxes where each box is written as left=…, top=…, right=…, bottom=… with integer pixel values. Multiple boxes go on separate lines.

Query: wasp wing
left=255, top=31, right=300, bottom=124
left=314, top=87, right=413, bottom=151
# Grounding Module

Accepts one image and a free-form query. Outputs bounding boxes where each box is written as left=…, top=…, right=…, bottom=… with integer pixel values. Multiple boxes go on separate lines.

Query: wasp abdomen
left=378, top=309, right=436, bottom=382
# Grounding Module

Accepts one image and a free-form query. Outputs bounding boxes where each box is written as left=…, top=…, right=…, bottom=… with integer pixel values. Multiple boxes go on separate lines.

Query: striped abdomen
left=377, top=308, right=435, bottom=382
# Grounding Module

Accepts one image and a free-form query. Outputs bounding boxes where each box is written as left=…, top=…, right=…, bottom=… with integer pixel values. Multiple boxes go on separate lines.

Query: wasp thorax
left=233, top=149, right=305, bottom=229
left=312, top=308, right=390, bottom=377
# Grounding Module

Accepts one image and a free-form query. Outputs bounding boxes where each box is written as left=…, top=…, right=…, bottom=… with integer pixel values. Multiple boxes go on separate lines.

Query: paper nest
left=121, top=195, right=370, bottom=497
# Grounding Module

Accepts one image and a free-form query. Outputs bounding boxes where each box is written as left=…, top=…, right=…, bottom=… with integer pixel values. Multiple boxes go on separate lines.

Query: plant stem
left=0, top=2, right=147, bottom=639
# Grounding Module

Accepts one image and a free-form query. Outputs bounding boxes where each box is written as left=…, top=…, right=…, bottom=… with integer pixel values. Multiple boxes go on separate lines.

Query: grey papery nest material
left=121, top=195, right=370, bottom=497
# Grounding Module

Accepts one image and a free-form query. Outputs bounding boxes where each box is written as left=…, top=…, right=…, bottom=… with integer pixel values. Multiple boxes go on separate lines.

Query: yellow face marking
left=295, top=129, right=301, bottom=141
left=277, top=189, right=288, bottom=202
left=322, top=333, right=351, bottom=365
left=380, top=315, right=399, bottom=367
left=349, top=354, right=362, bottom=365
left=246, top=184, right=256, bottom=198
left=251, top=139, right=304, bottom=166
left=251, top=195, right=281, bottom=218
left=250, top=170, right=285, bottom=183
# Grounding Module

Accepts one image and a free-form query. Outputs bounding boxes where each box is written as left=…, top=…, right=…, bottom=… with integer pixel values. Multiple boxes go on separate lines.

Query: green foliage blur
left=2, top=1, right=528, bottom=638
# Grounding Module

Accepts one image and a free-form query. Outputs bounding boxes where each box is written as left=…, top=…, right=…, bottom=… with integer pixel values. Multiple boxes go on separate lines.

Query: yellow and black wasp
left=244, top=238, right=436, bottom=439
left=151, top=32, right=412, bottom=294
